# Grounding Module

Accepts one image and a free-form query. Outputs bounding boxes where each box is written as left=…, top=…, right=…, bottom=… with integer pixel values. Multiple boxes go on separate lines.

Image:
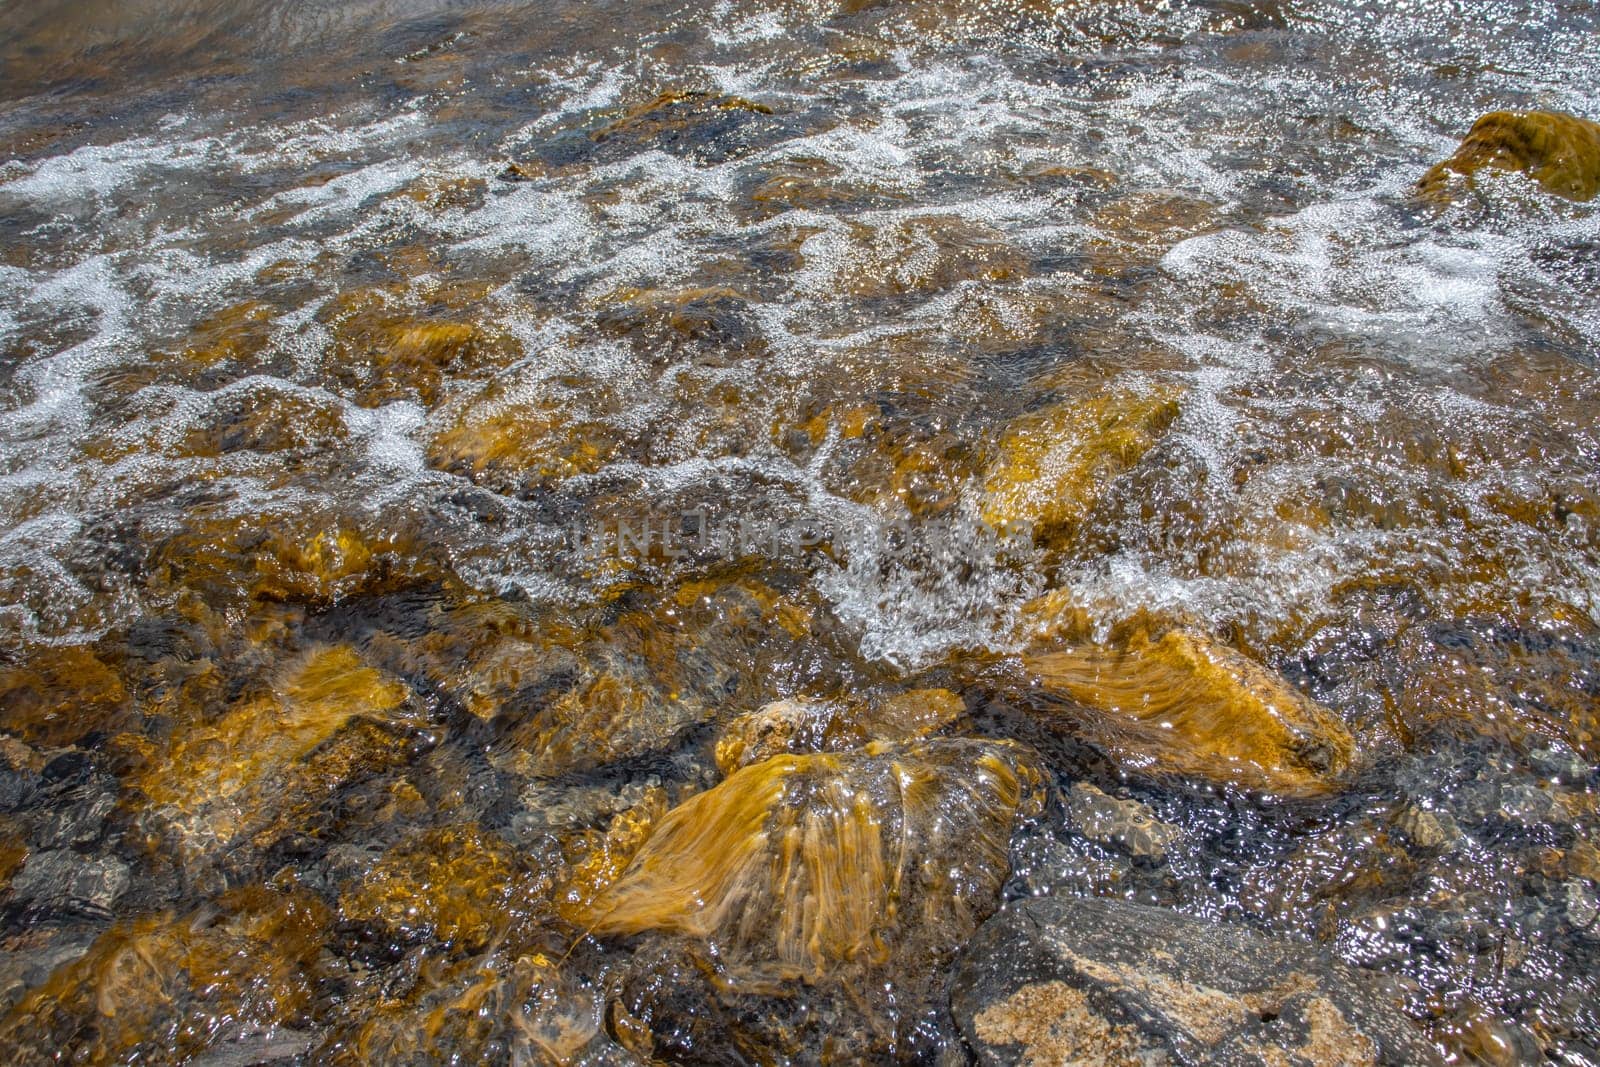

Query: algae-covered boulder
left=0, top=884, right=331, bottom=1066
left=314, top=284, right=518, bottom=407
left=337, top=824, right=554, bottom=953
left=712, top=688, right=965, bottom=774
left=312, top=948, right=633, bottom=1066
left=576, top=737, right=1046, bottom=1060
left=980, top=386, right=1181, bottom=540
left=951, top=894, right=1445, bottom=1066
left=581, top=738, right=1045, bottom=975
left=1419, top=110, right=1600, bottom=203
left=428, top=377, right=623, bottom=494
left=130, top=645, right=434, bottom=867
left=1022, top=622, right=1354, bottom=796
left=0, top=644, right=131, bottom=748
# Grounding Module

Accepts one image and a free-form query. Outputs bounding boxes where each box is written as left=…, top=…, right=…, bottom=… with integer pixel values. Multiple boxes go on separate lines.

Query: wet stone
left=1022, top=620, right=1356, bottom=796
left=0, top=646, right=132, bottom=749
left=1066, top=782, right=1180, bottom=861
left=7, top=850, right=130, bottom=917
left=1391, top=805, right=1460, bottom=852
left=1419, top=110, right=1600, bottom=204
left=577, top=738, right=1047, bottom=1059
left=0, top=884, right=332, bottom=1065
left=313, top=948, right=633, bottom=1066
left=952, top=895, right=1446, bottom=1067
left=712, top=688, right=965, bottom=774
left=980, top=385, right=1182, bottom=542
left=0, top=930, right=95, bottom=1016
left=585, top=90, right=790, bottom=165
left=0, top=739, right=43, bottom=813
left=127, top=644, right=437, bottom=871
left=808, top=214, right=1028, bottom=303
left=337, top=823, right=554, bottom=954
left=1564, top=880, right=1600, bottom=940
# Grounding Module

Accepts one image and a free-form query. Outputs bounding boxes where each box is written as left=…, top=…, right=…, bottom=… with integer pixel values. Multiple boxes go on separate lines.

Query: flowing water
left=1, top=0, right=1598, bottom=1063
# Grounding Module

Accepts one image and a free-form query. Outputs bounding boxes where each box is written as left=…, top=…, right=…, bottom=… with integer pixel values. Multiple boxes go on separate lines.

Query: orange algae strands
left=577, top=739, right=1045, bottom=978
left=1024, top=625, right=1355, bottom=797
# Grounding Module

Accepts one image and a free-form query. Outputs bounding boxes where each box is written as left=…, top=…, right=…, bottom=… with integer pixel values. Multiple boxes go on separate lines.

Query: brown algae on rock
left=129, top=645, right=428, bottom=866
left=579, top=738, right=1045, bottom=977
left=0, top=884, right=331, bottom=1065
left=1419, top=110, right=1600, bottom=202
left=981, top=385, right=1182, bottom=540
left=1024, top=623, right=1355, bottom=795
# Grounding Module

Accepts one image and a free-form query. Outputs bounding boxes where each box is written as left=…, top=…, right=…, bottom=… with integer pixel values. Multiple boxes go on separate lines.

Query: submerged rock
left=580, top=738, right=1045, bottom=975
left=6, top=850, right=129, bottom=918
left=428, top=377, right=623, bottom=493
left=0, top=646, right=131, bottom=748
left=589, top=90, right=779, bottom=163
left=1419, top=110, right=1600, bottom=203
left=337, top=824, right=554, bottom=954
left=818, top=214, right=1027, bottom=300
left=495, top=659, right=714, bottom=780
left=0, top=884, right=331, bottom=1066
left=594, top=285, right=765, bottom=363
left=1022, top=622, right=1355, bottom=796
left=712, top=688, right=965, bottom=774
left=980, top=385, right=1181, bottom=540
left=951, top=895, right=1445, bottom=1066
left=129, top=645, right=434, bottom=868
left=314, top=284, right=518, bottom=407
left=1066, top=782, right=1180, bottom=861
left=171, top=300, right=277, bottom=369
left=576, top=737, right=1045, bottom=1060
left=313, top=948, right=630, bottom=1066
left=151, top=513, right=430, bottom=607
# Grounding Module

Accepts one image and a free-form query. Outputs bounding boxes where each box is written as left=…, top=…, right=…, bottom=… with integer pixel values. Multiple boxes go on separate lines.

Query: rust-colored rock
left=338, top=824, right=553, bottom=952
left=0, top=645, right=130, bottom=748
left=1023, top=622, right=1355, bottom=796
left=713, top=688, right=965, bottom=774
left=428, top=379, right=622, bottom=492
left=0, top=884, right=331, bottom=1065
left=578, top=738, right=1045, bottom=977
left=980, top=386, right=1182, bottom=539
left=1419, top=110, right=1600, bottom=202
left=131, top=645, right=430, bottom=866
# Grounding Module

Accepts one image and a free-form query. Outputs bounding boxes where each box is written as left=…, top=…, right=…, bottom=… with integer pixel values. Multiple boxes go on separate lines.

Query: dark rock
left=40, top=751, right=92, bottom=786
left=33, top=785, right=117, bottom=849
left=0, top=929, right=96, bottom=1014
left=7, top=850, right=129, bottom=916
left=186, top=1028, right=318, bottom=1066
left=951, top=895, right=1445, bottom=1066
left=0, top=738, right=44, bottom=812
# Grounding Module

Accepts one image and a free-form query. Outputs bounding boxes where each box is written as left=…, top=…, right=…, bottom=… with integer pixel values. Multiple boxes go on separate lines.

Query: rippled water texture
left=1, top=0, right=1599, bottom=1063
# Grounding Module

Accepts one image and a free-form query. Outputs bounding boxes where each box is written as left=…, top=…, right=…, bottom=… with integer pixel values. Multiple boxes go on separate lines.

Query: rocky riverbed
left=1, top=0, right=1598, bottom=1063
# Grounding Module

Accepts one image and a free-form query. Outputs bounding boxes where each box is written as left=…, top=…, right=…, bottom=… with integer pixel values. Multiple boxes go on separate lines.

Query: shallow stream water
left=1, top=0, right=1598, bottom=1063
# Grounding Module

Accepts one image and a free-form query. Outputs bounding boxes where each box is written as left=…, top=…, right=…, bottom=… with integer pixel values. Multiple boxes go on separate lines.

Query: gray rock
left=951, top=895, right=1444, bottom=1066
left=0, top=930, right=95, bottom=1013
left=1392, top=805, right=1460, bottom=851
left=1565, top=880, right=1600, bottom=940
left=8, top=850, right=129, bottom=916
left=0, top=736, right=45, bottom=812
left=188, top=1029, right=318, bottom=1066
left=34, top=787, right=118, bottom=849
left=1068, top=783, right=1181, bottom=861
